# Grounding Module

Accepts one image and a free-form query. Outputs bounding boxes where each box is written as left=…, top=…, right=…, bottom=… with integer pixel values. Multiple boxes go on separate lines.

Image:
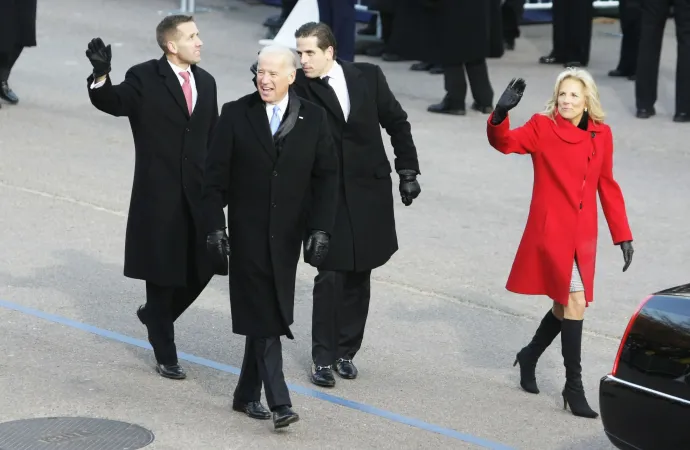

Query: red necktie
left=179, top=71, right=193, bottom=115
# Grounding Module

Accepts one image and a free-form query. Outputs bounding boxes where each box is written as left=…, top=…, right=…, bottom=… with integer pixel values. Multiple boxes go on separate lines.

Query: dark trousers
left=616, top=0, right=642, bottom=74
left=636, top=0, right=690, bottom=113
left=444, top=60, right=494, bottom=108
left=312, top=269, right=372, bottom=366
left=235, top=336, right=292, bottom=410
left=550, top=0, right=594, bottom=65
left=141, top=203, right=211, bottom=365
left=502, top=0, right=526, bottom=41
left=318, top=0, right=356, bottom=62
left=0, top=45, right=24, bottom=82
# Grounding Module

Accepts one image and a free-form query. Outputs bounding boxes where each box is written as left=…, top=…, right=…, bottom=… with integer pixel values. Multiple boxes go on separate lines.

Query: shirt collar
left=321, top=61, right=343, bottom=80
left=167, top=59, right=192, bottom=77
left=267, top=93, right=290, bottom=114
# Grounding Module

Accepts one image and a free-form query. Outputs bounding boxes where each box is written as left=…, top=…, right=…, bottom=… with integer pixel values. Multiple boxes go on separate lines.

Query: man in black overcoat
left=84, top=15, right=219, bottom=380
left=0, top=0, right=37, bottom=106
left=292, top=22, right=421, bottom=388
left=203, top=45, right=339, bottom=429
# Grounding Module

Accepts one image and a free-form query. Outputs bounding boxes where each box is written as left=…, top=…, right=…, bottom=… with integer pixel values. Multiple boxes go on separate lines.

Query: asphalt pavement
left=0, top=1, right=688, bottom=449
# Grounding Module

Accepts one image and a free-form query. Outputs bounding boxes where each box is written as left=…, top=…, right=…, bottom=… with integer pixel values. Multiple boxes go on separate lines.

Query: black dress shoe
left=608, top=69, right=634, bottom=78
left=335, top=358, right=358, bottom=379
left=382, top=53, right=404, bottom=62
left=232, top=400, right=271, bottom=420
left=410, top=62, right=432, bottom=71
left=564, top=61, right=586, bottom=68
left=311, top=364, right=336, bottom=387
left=156, top=363, right=186, bottom=380
left=673, top=112, right=690, bottom=123
left=539, top=55, right=562, bottom=65
left=471, top=102, right=494, bottom=114
left=0, top=82, right=18, bottom=104
left=429, top=64, right=444, bottom=74
left=505, top=38, right=515, bottom=51
left=428, top=96, right=466, bottom=115
left=272, top=406, right=299, bottom=429
left=636, top=107, right=656, bottom=119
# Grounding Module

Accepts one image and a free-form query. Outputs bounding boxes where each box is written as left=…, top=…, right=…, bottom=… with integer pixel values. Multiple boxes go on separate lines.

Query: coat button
left=186, top=128, right=190, bottom=132
left=272, top=203, right=276, bottom=208
left=272, top=171, right=278, bottom=176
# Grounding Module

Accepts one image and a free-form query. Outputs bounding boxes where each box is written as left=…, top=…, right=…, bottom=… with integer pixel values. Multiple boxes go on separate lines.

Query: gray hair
left=258, top=44, right=298, bottom=72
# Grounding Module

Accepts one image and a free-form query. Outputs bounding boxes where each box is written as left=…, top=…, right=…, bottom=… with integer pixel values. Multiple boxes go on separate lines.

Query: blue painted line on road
left=0, top=298, right=515, bottom=450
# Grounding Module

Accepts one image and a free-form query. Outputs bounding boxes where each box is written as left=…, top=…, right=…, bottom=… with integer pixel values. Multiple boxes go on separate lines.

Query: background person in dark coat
left=293, top=22, right=421, bottom=388
left=0, top=0, right=37, bottom=106
left=204, top=45, right=339, bottom=429
left=317, top=0, right=357, bottom=62
left=85, top=15, right=219, bottom=380
left=427, top=0, right=504, bottom=115
left=608, top=0, right=641, bottom=80
left=538, top=0, right=594, bottom=67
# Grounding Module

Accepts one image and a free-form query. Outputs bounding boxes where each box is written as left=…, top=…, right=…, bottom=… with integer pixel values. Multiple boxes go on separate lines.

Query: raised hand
left=492, top=78, right=526, bottom=124
left=85, top=37, right=112, bottom=78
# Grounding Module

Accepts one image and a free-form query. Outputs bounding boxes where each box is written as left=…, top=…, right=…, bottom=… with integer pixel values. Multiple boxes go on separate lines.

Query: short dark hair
left=156, top=15, right=194, bottom=53
left=294, top=22, right=337, bottom=56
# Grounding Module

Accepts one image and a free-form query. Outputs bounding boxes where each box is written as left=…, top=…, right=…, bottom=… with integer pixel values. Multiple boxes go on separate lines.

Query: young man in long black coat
left=203, top=45, right=339, bottom=429
left=85, top=15, right=219, bottom=380
left=292, top=22, right=421, bottom=388
left=0, top=0, right=37, bottom=106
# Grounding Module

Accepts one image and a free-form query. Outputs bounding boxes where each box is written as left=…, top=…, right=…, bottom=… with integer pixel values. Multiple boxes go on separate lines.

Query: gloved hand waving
left=491, top=78, right=526, bottom=125
left=85, top=37, right=112, bottom=79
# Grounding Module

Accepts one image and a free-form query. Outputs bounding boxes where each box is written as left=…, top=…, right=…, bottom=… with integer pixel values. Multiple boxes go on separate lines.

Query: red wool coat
left=486, top=111, right=633, bottom=305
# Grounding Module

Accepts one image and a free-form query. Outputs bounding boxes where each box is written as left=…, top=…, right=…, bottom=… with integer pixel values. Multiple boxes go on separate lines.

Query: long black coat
left=0, top=0, right=37, bottom=52
left=87, top=57, right=218, bottom=287
left=202, top=90, right=339, bottom=339
left=292, top=61, right=420, bottom=272
left=389, top=0, right=503, bottom=65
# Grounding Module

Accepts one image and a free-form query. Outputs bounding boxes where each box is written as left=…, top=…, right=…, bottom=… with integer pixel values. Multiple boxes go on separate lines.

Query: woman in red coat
left=486, top=68, right=634, bottom=418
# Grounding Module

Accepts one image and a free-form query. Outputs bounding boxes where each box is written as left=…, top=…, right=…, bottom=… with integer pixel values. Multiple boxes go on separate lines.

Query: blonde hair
left=540, top=67, right=605, bottom=124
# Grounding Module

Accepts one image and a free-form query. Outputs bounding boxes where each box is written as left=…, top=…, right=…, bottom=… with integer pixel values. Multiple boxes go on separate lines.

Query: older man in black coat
left=292, top=22, right=421, bottom=388
left=85, top=15, right=219, bottom=380
left=204, top=45, right=339, bottom=429
left=0, top=0, right=37, bottom=106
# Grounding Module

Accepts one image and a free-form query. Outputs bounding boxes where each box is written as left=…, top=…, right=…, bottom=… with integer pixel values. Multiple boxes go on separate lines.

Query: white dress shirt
left=265, top=93, right=290, bottom=126
left=90, top=59, right=198, bottom=111
left=321, top=61, right=351, bottom=121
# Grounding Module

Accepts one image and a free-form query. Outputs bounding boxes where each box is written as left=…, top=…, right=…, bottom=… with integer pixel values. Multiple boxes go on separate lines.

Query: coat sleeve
left=375, top=65, right=421, bottom=174
left=308, top=108, right=340, bottom=235
left=598, top=130, right=633, bottom=244
left=208, top=78, right=219, bottom=141
left=486, top=112, right=541, bottom=155
left=86, top=69, right=144, bottom=117
left=202, top=103, right=234, bottom=234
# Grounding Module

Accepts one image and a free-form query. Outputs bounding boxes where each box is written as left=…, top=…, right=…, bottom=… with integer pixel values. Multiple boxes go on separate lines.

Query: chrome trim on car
left=604, top=375, right=690, bottom=407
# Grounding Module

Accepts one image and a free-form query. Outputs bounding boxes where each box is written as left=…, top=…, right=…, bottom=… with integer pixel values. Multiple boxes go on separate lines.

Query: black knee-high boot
left=561, top=318, right=598, bottom=418
left=514, top=309, right=562, bottom=394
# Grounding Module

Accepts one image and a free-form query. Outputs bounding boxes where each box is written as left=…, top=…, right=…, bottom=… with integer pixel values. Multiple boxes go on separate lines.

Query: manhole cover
left=0, top=417, right=154, bottom=449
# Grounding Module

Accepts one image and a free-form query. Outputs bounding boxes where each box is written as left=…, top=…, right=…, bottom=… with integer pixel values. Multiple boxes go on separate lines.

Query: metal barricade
left=524, top=0, right=620, bottom=9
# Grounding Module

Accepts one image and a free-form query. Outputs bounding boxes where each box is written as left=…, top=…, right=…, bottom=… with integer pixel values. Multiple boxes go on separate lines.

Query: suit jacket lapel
left=158, top=57, right=190, bottom=119
left=310, top=77, right=345, bottom=122
left=246, top=93, right=278, bottom=161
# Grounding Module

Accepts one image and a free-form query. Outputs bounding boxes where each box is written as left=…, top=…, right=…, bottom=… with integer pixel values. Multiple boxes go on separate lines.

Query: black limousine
left=600, top=284, right=690, bottom=450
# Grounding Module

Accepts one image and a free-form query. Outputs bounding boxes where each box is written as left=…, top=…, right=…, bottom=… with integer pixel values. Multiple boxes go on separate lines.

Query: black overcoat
left=87, top=57, right=218, bottom=287
left=0, top=0, right=37, bottom=52
left=202, top=90, right=339, bottom=339
left=292, top=61, right=420, bottom=272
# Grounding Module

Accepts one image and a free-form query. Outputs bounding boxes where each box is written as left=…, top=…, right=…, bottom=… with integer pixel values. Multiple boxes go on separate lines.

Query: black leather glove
left=491, top=77, right=526, bottom=125
left=619, top=241, right=634, bottom=272
left=304, top=230, right=329, bottom=267
left=206, top=229, right=230, bottom=276
left=398, top=169, right=421, bottom=206
left=86, top=37, right=112, bottom=78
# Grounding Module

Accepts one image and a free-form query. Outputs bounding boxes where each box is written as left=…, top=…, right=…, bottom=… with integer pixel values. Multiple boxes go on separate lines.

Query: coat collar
left=157, top=56, right=203, bottom=119
left=246, top=89, right=303, bottom=162
left=302, top=59, right=364, bottom=123
left=552, top=111, right=604, bottom=143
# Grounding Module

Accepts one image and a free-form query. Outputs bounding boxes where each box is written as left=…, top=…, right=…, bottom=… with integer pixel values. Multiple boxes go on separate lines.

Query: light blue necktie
left=269, top=105, right=281, bottom=135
